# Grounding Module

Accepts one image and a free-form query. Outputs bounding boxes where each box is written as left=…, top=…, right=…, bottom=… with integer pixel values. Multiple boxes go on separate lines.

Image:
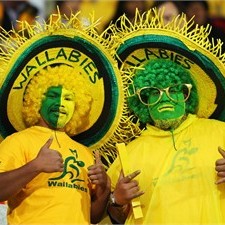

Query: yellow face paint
left=57, top=88, right=75, bottom=128
left=40, top=86, right=75, bottom=129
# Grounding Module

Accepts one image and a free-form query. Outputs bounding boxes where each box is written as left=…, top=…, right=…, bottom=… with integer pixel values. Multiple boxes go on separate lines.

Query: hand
left=34, top=137, right=64, bottom=173
left=113, top=170, right=144, bottom=206
left=215, top=146, right=225, bottom=184
left=89, top=151, right=111, bottom=223
left=88, top=151, right=110, bottom=194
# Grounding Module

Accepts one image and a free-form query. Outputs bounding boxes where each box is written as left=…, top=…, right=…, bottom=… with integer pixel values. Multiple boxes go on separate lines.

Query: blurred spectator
left=152, top=1, right=185, bottom=24
left=183, top=1, right=225, bottom=48
left=207, top=0, right=225, bottom=19
left=104, top=0, right=147, bottom=30
left=51, top=0, right=92, bottom=28
left=55, top=0, right=82, bottom=17
left=211, top=17, right=225, bottom=34
left=0, top=1, right=38, bottom=32
left=28, top=0, right=46, bottom=20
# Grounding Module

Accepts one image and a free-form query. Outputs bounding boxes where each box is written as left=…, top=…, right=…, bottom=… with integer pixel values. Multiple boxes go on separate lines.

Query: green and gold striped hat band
left=103, top=8, right=225, bottom=121
left=0, top=11, right=140, bottom=163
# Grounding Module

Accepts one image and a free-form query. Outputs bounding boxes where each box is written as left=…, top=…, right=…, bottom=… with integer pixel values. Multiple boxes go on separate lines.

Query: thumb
left=94, top=150, right=102, bottom=165
left=118, top=170, right=125, bottom=181
left=218, top=146, right=225, bottom=158
left=42, top=136, right=54, bottom=149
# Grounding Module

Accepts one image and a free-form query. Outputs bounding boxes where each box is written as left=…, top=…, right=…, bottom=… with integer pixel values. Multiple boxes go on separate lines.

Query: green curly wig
left=22, top=64, right=93, bottom=136
left=127, top=59, right=199, bottom=124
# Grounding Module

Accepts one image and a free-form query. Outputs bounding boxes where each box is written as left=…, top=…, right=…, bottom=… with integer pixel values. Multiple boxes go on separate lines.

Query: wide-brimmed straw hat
left=104, top=8, right=225, bottom=121
left=0, top=11, right=139, bottom=163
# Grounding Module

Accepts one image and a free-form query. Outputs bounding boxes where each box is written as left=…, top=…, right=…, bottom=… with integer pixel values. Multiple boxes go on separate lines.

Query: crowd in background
left=0, top=0, right=225, bottom=190
left=0, top=0, right=225, bottom=34
left=0, top=0, right=225, bottom=224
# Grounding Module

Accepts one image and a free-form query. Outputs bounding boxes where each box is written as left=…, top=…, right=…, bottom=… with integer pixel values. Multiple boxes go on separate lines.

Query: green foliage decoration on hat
left=102, top=8, right=225, bottom=128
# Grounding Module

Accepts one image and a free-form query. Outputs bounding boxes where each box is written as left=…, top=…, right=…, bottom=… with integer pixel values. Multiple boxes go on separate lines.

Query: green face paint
left=148, top=87, right=186, bottom=128
left=40, top=86, right=75, bottom=129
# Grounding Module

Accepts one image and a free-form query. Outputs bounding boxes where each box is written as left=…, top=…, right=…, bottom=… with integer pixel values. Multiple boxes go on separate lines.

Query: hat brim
left=0, top=22, right=125, bottom=153
left=109, top=9, right=225, bottom=121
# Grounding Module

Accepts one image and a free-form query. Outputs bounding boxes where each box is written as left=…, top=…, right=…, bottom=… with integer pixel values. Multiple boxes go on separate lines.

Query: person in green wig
left=106, top=59, right=225, bottom=224
left=0, top=64, right=111, bottom=225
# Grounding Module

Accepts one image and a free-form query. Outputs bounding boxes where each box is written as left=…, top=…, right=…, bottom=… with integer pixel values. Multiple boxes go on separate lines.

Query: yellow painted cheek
left=56, top=91, right=74, bottom=128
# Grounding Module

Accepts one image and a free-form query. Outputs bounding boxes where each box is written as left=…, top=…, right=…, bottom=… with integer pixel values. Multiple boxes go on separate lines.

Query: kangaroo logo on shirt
left=152, top=139, right=199, bottom=186
left=49, top=149, right=85, bottom=182
left=164, top=139, right=198, bottom=176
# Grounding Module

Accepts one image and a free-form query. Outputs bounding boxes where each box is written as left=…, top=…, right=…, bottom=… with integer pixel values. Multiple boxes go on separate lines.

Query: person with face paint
left=0, top=65, right=111, bottom=224
left=106, top=59, right=225, bottom=224
left=39, top=86, right=76, bottom=130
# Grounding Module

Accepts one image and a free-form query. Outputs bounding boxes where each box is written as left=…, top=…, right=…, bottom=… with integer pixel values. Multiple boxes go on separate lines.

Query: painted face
left=148, top=85, right=186, bottom=123
left=159, top=2, right=179, bottom=25
left=40, top=86, right=75, bottom=129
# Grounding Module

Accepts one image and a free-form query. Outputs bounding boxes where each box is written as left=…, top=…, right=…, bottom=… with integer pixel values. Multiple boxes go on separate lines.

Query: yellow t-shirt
left=108, top=114, right=225, bottom=224
left=0, top=126, right=94, bottom=225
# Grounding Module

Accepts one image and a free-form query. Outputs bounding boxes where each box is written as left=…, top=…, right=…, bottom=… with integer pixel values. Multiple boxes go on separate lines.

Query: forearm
left=91, top=187, right=111, bottom=224
left=107, top=204, right=130, bottom=224
left=0, top=159, right=40, bottom=201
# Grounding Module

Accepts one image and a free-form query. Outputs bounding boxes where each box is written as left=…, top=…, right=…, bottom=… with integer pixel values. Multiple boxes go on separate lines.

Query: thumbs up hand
left=88, top=151, right=111, bottom=223
left=88, top=150, right=111, bottom=203
left=215, top=146, right=225, bottom=184
left=34, top=137, right=64, bottom=173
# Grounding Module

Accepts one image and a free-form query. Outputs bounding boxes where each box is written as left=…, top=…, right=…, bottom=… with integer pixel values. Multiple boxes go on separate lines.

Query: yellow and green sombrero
left=103, top=8, right=225, bottom=121
left=0, top=11, right=139, bottom=163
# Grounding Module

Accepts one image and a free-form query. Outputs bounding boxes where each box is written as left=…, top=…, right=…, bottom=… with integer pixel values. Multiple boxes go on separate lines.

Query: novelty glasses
left=129, top=83, right=192, bottom=106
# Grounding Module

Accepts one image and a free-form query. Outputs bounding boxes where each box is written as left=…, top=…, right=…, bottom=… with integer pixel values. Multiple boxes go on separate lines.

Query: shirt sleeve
left=0, top=134, right=26, bottom=172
